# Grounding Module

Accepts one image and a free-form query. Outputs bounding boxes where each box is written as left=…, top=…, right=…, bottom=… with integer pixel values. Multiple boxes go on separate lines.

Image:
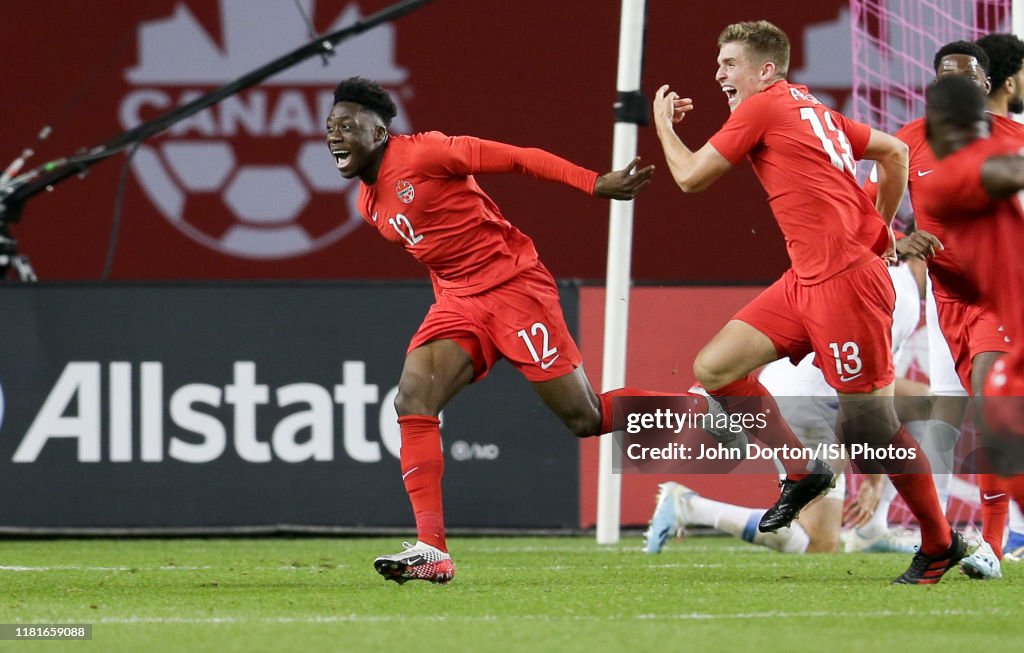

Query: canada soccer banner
left=0, top=283, right=578, bottom=532
left=0, top=0, right=851, bottom=283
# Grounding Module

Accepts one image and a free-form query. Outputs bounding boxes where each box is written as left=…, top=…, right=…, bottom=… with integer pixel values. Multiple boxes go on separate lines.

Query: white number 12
left=388, top=213, right=423, bottom=246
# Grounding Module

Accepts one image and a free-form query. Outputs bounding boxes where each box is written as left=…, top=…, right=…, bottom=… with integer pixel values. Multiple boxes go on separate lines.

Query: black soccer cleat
left=892, top=530, right=971, bottom=585
left=757, top=458, right=836, bottom=533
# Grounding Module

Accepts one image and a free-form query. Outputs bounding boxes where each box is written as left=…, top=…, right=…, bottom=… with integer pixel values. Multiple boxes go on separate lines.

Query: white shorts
left=889, top=262, right=922, bottom=373
left=924, top=276, right=968, bottom=396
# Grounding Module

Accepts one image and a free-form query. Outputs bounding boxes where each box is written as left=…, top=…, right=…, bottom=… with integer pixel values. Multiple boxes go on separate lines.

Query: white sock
left=684, top=494, right=809, bottom=554
left=1010, top=500, right=1024, bottom=534
left=857, top=477, right=898, bottom=539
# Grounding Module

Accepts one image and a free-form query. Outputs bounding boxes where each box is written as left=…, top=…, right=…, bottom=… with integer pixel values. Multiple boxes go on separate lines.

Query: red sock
left=597, top=387, right=705, bottom=435
left=709, top=375, right=810, bottom=478
left=398, top=415, right=446, bottom=552
left=882, top=426, right=952, bottom=556
left=979, top=474, right=1009, bottom=560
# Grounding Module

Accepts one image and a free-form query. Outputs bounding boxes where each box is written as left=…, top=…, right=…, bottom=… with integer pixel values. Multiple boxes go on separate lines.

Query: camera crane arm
left=0, top=0, right=431, bottom=225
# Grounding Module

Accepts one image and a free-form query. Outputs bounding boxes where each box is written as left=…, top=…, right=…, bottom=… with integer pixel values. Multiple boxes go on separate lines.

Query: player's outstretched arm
left=862, top=128, right=909, bottom=224
left=593, top=157, right=655, bottom=200
left=980, top=155, right=1024, bottom=198
left=652, top=84, right=732, bottom=193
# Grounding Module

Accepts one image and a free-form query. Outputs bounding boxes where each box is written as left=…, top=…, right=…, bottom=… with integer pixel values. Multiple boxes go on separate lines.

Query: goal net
left=850, top=0, right=1017, bottom=534
left=851, top=0, right=1012, bottom=134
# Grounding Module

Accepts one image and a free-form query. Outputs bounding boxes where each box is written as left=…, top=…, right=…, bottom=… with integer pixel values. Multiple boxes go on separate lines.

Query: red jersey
left=885, top=113, right=1024, bottom=301
left=708, top=81, right=886, bottom=284
left=919, top=135, right=1024, bottom=369
left=357, top=132, right=598, bottom=297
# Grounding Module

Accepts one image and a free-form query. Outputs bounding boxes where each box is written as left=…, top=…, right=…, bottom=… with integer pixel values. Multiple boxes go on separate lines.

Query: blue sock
left=742, top=511, right=766, bottom=543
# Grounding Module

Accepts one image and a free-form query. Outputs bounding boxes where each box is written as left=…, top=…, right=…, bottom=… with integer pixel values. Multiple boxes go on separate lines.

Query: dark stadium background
left=0, top=0, right=849, bottom=283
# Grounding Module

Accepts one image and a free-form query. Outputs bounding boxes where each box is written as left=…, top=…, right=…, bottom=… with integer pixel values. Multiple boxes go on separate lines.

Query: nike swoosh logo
left=372, top=212, right=379, bottom=222
left=983, top=493, right=1006, bottom=501
left=838, top=373, right=863, bottom=383
left=917, top=170, right=933, bottom=177
left=401, top=466, right=420, bottom=480
left=540, top=355, right=560, bottom=370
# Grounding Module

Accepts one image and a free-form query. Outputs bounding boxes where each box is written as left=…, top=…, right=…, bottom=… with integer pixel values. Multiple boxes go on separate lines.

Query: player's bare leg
left=375, top=339, right=475, bottom=585
left=799, top=456, right=848, bottom=553
left=693, top=319, right=779, bottom=390
left=797, top=497, right=843, bottom=553
left=530, top=366, right=602, bottom=437
left=394, top=339, right=476, bottom=417
left=695, top=320, right=836, bottom=530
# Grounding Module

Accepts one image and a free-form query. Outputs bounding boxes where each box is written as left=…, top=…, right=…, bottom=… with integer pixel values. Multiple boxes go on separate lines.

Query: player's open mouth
left=332, top=149, right=352, bottom=169
left=721, top=85, right=737, bottom=101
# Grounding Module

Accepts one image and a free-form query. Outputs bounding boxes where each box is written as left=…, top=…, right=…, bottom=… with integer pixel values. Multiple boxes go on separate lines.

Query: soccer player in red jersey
left=326, top=77, right=671, bottom=585
left=869, top=40, right=1018, bottom=579
left=977, top=31, right=1024, bottom=564
left=880, top=43, right=1016, bottom=401
left=978, top=33, right=1024, bottom=118
left=652, top=21, right=964, bottom=584
left=920, top=75, right=1024, bottom=524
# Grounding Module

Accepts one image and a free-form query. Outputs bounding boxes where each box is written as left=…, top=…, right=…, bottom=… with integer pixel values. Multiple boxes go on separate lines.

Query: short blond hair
left=718, top=21, right=790, bottom=78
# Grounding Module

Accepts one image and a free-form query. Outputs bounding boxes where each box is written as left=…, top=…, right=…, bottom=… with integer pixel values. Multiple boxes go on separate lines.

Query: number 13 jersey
left=709, top=81, right=887, bottom=284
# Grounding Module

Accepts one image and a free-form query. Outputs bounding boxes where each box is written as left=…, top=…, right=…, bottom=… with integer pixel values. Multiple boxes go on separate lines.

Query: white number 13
left=800, top=108, right=856, bottom=175
left=828, top=340, right=863, bottom=377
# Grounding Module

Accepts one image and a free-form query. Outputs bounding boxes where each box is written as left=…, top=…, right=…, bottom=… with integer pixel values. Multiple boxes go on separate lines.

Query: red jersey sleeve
left=410, top=131, right=598, bottom=194
left=707, top=94, right=769, bottom=165
left=862, top=121, right=914, bottom=204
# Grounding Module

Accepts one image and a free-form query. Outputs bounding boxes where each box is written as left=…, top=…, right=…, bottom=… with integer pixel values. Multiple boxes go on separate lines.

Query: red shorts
left=935, top=296, right=1011, bottom=393
left=735, top=259, right=895, bottom=393
left=983, top=356, right=1024, bottom=436
left=408, top=262, right=582, bottom=382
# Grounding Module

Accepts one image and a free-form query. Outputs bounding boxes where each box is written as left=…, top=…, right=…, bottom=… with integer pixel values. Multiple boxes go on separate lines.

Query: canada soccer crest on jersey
left=117, top=0, right=414, bottom=260
left=396, top=179, right=415, bottom=204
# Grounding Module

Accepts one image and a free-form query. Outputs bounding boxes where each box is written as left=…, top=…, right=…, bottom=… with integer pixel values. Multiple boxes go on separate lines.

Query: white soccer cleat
left=842, top=527, right=919, bottom=554
left=960, top=541, right=1003, bottom=580
left=688, top=385, right=748, bottom=457
left=703, top=394, right=750, bottom=456
left=373, top=541, right=455, bottom=585
left=643, top=482, right=692, bottom=554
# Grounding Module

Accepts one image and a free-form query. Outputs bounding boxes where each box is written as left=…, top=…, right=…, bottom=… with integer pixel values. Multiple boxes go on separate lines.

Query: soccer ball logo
left=119, top=0, right=410, bottom=260
left=130, top=134, right=361, bottom=259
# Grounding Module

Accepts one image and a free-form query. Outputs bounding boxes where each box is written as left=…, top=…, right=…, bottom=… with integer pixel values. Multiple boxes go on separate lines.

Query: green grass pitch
left=1, top=536, right=1021, bottom=652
